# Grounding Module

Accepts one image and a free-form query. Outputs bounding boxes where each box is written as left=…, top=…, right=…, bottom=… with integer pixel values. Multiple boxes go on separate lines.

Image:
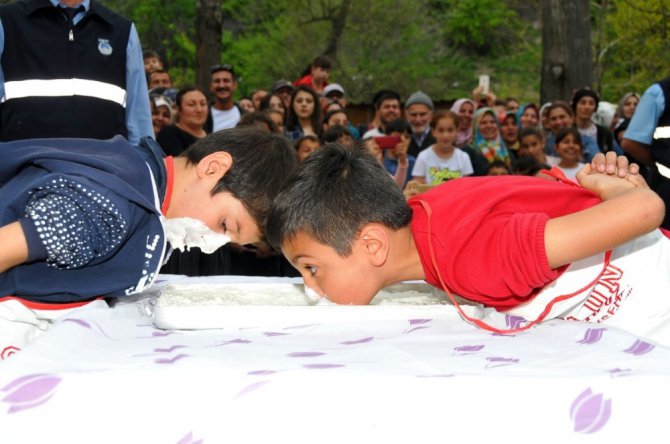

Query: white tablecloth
left=1, top=275, right=669, bottom=443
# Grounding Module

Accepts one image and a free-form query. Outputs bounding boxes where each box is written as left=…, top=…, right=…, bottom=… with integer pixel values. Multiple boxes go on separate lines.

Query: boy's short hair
left=180, top=127, right=298, bottom=233
left=512, top=155, right=550, bottom=176
left=519, top=126, right=544, bottom=141
left=312, top=55, right=333, bottom=70
left=266, top=143, right=412, bottom=255
left=143, top=49, right=160, bottom=60
left=385, top=118, right=412, bottom=135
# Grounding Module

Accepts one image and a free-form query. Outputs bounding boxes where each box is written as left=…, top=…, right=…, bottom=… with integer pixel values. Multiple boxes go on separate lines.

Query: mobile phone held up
left=374, top=135, right=401, bottom=149
left=478, top=74, right=490, bottom=95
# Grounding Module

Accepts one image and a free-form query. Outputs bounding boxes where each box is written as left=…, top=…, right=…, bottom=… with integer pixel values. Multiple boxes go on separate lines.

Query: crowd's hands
left=471, top=85, right=496, bottom=107
left=395, top=133, right=410, bottom=167
left=577, top=152, right=649, bottom=200
left=363, top=138, right=383, bottom=163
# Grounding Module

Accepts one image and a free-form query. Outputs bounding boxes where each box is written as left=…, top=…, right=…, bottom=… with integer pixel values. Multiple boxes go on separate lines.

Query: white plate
left=152, top=282, right=470, bottom=330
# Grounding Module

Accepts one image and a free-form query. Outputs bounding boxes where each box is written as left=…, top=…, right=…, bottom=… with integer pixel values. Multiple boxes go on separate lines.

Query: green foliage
left=433, top=0, right=521, bottom=56
left=601, top=0, right=670, bottom=99
left=100, top=0, right=664, bottom=106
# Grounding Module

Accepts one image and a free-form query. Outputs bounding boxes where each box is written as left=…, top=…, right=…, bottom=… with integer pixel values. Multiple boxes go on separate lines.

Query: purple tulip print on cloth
left=577, top=328, right=607, bottom=345
left=623, top=339, right=655, bottom=356
left=570, top=388, right=612, bottom=434
left=1, top=374, right=62, bottom=414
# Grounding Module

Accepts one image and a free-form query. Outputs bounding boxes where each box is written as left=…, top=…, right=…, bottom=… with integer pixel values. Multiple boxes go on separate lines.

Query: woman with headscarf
left=450, top=98, right=476, bottom=147
left=516, top=103, right=540, bottom=129
left=473, top=107, right=510, bottom=165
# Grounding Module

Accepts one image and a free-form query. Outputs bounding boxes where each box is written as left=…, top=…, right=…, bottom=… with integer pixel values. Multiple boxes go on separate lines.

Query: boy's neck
left=163, top=157, right=191, bottom=219
left=380, top=226, right=425, bottom=286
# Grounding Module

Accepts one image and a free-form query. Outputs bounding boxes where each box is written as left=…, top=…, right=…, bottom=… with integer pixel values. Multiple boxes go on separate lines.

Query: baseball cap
left=271, top=79, right=295, bottom=93
left=323, top=83, right=345, bottom=97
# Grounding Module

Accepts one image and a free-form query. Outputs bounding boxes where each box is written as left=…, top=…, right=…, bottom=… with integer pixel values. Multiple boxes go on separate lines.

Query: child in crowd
left=266, top=143, right=669, bottom=342
left=554, top=127, right=586, bottom=181
left=486, top=159, right=510, bottom=176
left=518, top=127, right=559, bottom=167
left=412, top=111, right=473, bottom=185
left=0, top=127, right=298, bottom=302
left=294, top=134, right=321, bottom=162
left=322, top=125, right=355, bottom=147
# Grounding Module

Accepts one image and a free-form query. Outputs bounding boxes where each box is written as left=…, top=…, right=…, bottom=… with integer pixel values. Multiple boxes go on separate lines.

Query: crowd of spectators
left=135, top=50, right=661, bottom=275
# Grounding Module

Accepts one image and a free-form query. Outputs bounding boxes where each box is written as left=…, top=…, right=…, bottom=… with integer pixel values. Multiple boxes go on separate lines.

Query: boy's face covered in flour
left=163, top=217, right=231, bottom=253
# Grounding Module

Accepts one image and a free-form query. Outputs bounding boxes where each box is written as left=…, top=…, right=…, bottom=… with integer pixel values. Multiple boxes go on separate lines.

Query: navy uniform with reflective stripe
left=0, top=0, right=130, bottom=141
left=649, top=77, right=670, bottom=229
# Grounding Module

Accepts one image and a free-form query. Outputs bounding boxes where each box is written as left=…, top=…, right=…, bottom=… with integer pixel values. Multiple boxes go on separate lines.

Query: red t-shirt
left=293, top=74, right=328, bottom=92
left=409, top=175, right=602, bottom=310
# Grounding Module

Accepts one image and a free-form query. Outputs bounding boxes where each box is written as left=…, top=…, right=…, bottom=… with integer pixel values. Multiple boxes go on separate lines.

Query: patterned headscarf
left=473, top=107, right=509, bottom=164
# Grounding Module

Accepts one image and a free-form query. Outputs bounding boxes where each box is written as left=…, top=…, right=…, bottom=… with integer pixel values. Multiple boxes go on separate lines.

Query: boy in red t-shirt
left=266, top=143, right=669, bottom=341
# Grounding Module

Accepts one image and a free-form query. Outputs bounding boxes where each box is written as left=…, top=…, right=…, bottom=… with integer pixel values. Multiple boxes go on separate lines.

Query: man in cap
left=322, top=83, right=360, bottom=140
left=405, top=91, right=436, bottom=157
left=271, top=79, right=295, bottom=109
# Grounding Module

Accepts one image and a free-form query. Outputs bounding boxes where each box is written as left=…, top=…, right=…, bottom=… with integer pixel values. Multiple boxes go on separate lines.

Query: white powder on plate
left=156, top=283, right=447, bottom=307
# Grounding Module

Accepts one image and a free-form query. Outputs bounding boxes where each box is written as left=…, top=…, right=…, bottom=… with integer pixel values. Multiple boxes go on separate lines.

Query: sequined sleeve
left=24, top=176, right=129, bottom=269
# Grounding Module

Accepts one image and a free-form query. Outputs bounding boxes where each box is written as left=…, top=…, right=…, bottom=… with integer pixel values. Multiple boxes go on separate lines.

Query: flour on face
left=163, top=217, right=231, bottom=253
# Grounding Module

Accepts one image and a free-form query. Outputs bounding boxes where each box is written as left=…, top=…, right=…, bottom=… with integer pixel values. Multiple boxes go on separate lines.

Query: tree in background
left=540, top=0, right=592, bottom=103
left=76, top=0, right=667, bottom=106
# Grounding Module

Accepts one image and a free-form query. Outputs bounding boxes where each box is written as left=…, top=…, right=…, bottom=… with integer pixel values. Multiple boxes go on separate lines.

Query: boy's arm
left=0, top=222, right=28, bottom=273
left=544, top=163, right=664, bottom=269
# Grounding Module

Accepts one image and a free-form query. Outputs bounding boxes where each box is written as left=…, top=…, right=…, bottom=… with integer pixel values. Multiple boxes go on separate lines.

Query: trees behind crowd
left=3, top=0, right=666, bottom=104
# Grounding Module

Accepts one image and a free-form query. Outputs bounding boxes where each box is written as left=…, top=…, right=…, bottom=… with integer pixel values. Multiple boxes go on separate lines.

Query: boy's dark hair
left=322, top=124, right=352, bottom=144
left=512, top=155, right=550, bottom=176
left=180, top=127, right=298, bottom=233
left=312, top=55, right=333, bottom=70
left=266, top=143, right=412, bottom=255
left=519, top=126, right=544, bottom=142
left=555, top=126, right=583, bottom=148
left=236, top=111, right=279, bottom=133
left=487, top=159, right=510, bottom=174
left=385, top=118, right=411, bottom=135
left=143, top=49, right=160, bottom=60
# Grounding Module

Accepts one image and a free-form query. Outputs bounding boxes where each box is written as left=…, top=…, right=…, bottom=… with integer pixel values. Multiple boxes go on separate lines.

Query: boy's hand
left=590, top=152, right=640, bottom=178
left=577, top=155, right=649, bottom=201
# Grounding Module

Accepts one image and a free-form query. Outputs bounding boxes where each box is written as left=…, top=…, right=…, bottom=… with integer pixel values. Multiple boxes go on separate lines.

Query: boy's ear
left=196, top=152, right=233, bottom=180
left=358, top=223, right=389, bottom=267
